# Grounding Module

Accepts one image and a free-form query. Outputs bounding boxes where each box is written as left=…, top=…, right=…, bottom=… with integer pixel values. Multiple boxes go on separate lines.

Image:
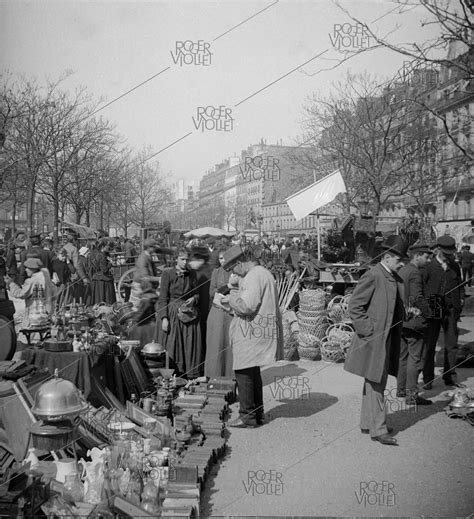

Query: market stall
left=0, top=294, right=235, bottom=517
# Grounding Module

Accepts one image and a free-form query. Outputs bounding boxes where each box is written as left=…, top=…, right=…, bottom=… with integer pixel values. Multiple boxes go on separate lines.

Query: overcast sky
left=1, top=0, right=441, bottom=184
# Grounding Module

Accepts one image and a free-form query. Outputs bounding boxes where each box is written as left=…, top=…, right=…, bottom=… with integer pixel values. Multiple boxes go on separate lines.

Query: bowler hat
left=380, top=235, right=409, bottom=260
left=222, top=244, right=245, bottom=271
left=408, top=242, right=433, bottom=255
left=435, top=235, right=456, bottom=254
left=24, top=258, right=43, bottom=270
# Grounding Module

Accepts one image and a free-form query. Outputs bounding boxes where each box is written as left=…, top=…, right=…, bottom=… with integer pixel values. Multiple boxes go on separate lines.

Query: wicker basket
left=326, top=322, right=354, bottom=353
left=299, top=289, right=326, bottom=312
left=298, top=331, right=320, bottom=347
left=298, top=344, right=321, bottom=361
left=300, top=323, right=328, bottom=340
left=327, top=295, right=350, bottom=323
left=320, top=337, right=345, bottom=363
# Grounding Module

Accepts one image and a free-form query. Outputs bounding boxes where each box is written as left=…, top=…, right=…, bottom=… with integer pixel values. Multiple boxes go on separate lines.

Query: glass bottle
left=63, top=472, right=85, bottom=504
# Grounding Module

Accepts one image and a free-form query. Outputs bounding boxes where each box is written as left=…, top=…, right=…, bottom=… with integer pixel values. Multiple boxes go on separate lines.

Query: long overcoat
left=344, top=263, right=405, bottom=383
left=228, top=265, right=284, bottom=371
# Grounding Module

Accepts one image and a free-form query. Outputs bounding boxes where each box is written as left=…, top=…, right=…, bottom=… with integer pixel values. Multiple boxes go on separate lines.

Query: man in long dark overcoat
left=344, top=235, right=408, bottom=446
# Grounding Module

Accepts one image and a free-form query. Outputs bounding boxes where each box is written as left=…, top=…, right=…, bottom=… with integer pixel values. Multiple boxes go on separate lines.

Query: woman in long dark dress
left=204, top=249, right=234, bottom=378
left=157, top=249, right=202, bottom=379
left=89, top=239, right=116, bottom=305
left=189, top=245, right=213, bottom=360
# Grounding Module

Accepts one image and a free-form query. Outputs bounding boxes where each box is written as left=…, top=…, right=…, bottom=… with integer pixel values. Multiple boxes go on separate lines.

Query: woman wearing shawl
left=89, top=239, right=116, bottom=305
left=157, top=249, right=202, bottom=379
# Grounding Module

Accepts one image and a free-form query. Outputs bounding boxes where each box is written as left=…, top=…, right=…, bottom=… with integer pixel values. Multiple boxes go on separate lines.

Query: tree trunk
left=12, top=201, right=17, bottom=233
left=124, top=205, right=128, bottom=238
left=53, top=193, right=60, bottom=245
left=99, top=199, right=104, bottom=230
left=26, top=186, right=35, bottom=235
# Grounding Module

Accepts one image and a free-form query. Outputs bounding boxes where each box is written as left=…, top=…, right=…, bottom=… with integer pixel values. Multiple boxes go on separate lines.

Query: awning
left=61, top=220, right=100, bottom=239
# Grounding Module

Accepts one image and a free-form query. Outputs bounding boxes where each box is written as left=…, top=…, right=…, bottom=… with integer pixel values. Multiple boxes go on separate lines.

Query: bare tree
left=302, top=72, right=429, bottom=220
left=126, top=150, right=170, bottom=229
left=337, top=0, right=473, bottom=160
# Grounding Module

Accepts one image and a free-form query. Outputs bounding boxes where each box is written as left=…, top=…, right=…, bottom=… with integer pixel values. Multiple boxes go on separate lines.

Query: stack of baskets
left=297, top=289, right=328, bottom=360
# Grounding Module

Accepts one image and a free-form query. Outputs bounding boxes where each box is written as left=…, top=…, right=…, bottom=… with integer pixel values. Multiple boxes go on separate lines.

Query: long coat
left=344, top=263, right=405, bottom=383
left=228, top=265, right=284, bottom=371
left=205, top=267, right=233, bottom=378
left=156, top=267, right=202, bottom=378
left=398, top=262, right=430, bottom=334
left=423, top=257, right=464, bottom=320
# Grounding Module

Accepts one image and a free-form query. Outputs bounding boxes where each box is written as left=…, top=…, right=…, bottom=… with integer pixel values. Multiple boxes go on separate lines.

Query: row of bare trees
left=0, top=73, right=170, bottom=242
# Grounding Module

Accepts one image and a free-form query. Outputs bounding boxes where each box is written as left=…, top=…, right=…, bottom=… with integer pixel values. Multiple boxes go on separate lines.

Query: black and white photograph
left=0, top=0, right=473, bottom=517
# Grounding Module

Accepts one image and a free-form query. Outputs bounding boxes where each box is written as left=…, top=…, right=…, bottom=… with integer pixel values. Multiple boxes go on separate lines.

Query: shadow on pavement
left=389, top=398, right=450, bottom=435
left=261, top=362, right=309, bottom=387
left=264, top=392, right=338, bottom=422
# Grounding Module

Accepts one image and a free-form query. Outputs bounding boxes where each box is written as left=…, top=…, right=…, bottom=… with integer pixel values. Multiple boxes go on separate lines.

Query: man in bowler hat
left=422, top=235, right=464, bottom=388
left=397, top=243, right=433, bottom=406
left=345, top=235, right=407, bottom=446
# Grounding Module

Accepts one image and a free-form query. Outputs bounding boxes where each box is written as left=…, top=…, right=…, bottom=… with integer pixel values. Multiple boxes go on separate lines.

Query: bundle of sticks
left=276, top=267, right=306, bottom=311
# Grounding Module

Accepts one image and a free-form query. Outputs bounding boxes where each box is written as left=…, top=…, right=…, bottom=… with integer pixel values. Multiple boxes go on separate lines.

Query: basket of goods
left=299, top=289, right=326, bottom=312
left=327, top=295, right=351, bottom=324
left=323, top=322, right=354, bottom=361
left=297, top=329, right=321, bottom=359
left=297, top=312, right=329, bottom=340
left=320, top=336, right=346, bottom=363
left=297, top=338, right=321, bottom=361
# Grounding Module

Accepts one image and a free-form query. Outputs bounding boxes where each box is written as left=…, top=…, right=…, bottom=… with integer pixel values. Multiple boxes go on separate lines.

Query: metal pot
left=32, top=369, right=87, bottom=421
left=141, top=341, right=166, bottom=359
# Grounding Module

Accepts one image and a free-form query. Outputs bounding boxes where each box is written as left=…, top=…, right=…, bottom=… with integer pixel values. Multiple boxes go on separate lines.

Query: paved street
left=201, top=290, right=474, bottom=517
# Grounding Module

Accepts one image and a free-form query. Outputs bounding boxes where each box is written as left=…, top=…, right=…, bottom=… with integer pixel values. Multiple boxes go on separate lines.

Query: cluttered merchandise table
left=22, top=341, right=115, bottom=400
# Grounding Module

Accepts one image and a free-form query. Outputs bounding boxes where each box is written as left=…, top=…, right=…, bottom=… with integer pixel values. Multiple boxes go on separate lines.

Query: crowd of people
left=1, top=227, right=472, bottom=436
left=0, top=232, right=120, bottom=329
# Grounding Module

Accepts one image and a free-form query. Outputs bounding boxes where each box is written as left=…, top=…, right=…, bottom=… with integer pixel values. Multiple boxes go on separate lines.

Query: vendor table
left=22, top=344, right=111, bottom=400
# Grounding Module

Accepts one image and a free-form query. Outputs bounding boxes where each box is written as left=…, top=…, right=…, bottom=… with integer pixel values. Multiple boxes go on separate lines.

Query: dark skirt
left=90, top=279, right=116, bottom=305
left=158, top=299, right=203, bottom=379
left=204, top=306, right=233, bottom=378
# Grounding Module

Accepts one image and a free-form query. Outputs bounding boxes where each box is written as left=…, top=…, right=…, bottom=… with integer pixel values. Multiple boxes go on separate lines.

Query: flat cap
left=433, top=235, right=457, bottom=254
left=24, top=258, right=43, bottom=269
